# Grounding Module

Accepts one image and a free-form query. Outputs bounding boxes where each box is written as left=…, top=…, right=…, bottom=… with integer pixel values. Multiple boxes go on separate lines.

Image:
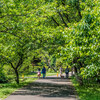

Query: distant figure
left=57, top=71, right=58, bottom=77
left=37, top=68, right=41, bottom=79
left=59, top=67, right=62, bottom=77
left=65, top=66, right=69, bottom=78
left=42, top=66, right=46, bottom=78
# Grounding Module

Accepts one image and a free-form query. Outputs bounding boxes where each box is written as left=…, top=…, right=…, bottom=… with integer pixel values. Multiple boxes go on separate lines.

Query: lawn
left=71, top=76, right=100, bottom=100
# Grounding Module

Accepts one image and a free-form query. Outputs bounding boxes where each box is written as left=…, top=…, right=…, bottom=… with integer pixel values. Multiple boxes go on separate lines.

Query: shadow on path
left=11, top=77, right=76, bottom=99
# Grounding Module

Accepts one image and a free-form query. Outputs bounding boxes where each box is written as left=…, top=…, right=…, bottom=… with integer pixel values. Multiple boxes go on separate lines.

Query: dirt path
left=5, top=75, right=78, bottom=100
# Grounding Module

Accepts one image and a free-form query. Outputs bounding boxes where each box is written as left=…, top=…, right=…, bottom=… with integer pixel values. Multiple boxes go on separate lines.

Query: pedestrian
left=59, top=67, right=62, bottom=77
left=42, top=66, right=46, bottom=78
left=65, top=66, right=69, bottom=78
left=37, top=68, right=41, bottom=79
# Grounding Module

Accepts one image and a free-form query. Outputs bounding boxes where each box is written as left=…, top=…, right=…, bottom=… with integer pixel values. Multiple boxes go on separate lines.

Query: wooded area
left=0, top=0, right=100, bottom=86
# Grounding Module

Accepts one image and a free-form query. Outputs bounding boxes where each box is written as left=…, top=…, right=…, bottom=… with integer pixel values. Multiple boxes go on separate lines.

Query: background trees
left=0, top=0, right=100, bottom=84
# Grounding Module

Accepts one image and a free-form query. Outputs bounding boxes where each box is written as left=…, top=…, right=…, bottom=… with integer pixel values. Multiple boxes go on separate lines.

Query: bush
left=0, top=68, right=8, bottom=83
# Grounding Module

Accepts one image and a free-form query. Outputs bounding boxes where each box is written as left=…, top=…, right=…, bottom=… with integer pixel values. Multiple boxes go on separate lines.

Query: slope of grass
left=71, top=76, right=100, bottom=100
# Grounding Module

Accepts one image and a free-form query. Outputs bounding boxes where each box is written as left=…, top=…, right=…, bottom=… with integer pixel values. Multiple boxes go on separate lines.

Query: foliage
left=0, top=0, right=100, bottom=84
left=0, top=65, right=8, bottom=83
left=71, top=76, right=100, bottom=100
left=0, top=69, right=7, bottom=83
left=59, top=0, right=100, bottom=82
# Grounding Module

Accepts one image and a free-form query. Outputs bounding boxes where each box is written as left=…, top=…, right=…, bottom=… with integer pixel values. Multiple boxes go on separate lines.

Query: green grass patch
left=71, top=76, right=100, bottom=100
left=46, top=72, right=57, bottom=76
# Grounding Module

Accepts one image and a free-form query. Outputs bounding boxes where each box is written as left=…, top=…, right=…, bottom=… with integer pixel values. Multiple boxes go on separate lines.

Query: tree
left=0, top=0, right=99, bottom=84
left=58, top=0, right=100, bottom=84
left=0, top=0, right=44, bottom=84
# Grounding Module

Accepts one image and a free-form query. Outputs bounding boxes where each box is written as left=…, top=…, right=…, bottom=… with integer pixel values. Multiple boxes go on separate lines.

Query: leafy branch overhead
left=0, top=0, right=100, bottom=84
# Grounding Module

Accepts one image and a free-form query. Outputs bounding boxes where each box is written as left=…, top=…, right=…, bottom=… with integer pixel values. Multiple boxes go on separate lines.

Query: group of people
left=60, top=66, right=69, bottom=78
left=37, top=66, right=46, bottom=79
left=37, top=66, right=69, bottom=79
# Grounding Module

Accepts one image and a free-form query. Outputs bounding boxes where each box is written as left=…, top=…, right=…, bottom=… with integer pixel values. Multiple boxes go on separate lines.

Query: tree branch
left=52, top=17, right=60, bottom=26
left=0, top=30, right=7, bottom=33
left=58, top=11, right=68, bottom=27
left=16, top=56, right=23, bottom=69
left=63, top=13, right=70, bottom=23
left=10, top=62, right=15, bottom=70
left=0, top=25, right=21, bottom=38
left=0, top=14, right=28, bottom=18
left=75, top=0, right=82, bottom=19
left=62, top=0, right=66, bottom=6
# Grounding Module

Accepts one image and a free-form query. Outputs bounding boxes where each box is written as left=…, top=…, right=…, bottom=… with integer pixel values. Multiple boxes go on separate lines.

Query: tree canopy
left=0, top=0, right=100, bottom=84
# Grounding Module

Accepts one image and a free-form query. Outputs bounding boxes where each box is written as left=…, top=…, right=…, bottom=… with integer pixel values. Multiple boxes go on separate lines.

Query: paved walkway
left=5, top=75, right=78, bottom=100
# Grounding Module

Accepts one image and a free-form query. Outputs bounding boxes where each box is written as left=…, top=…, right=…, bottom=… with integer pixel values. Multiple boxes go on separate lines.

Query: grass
left=46, top=72, right=57, bottom=76
left=71, top=76, right=100, bottom=100
left=0, top=72, right=57, bottom=100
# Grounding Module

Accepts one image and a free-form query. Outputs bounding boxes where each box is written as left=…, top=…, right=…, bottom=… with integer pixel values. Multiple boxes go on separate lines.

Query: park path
left=5, top=74, right=78, bottom=100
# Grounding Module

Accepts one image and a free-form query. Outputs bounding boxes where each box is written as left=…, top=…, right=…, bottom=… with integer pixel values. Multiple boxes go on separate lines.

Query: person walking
left=59, top=67, right=62, bottom=77
left=65, top=66, right=69, bottom=78
left=37, top=68, right=41, bottom=79
left=42, top=66, right=46, bottom=78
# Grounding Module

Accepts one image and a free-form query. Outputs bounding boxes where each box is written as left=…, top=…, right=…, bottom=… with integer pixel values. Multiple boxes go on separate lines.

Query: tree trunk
left=74, top=66, right=78, bottom=74
left=15, top=69, right=19, bottom=84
